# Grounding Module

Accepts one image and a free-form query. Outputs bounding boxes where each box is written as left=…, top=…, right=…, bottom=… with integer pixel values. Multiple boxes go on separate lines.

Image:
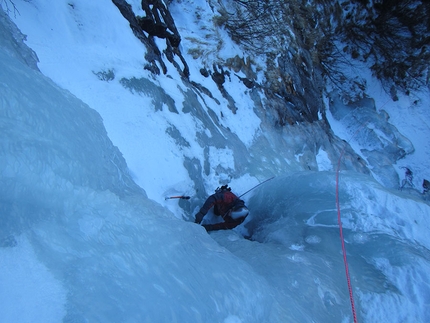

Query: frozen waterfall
left=1, top=4, right=430, bottom=323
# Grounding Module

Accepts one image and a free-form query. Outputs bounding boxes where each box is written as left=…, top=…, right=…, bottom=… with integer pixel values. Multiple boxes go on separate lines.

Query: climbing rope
left=336, top=149, right=358, bottom=323
left=334, top=97, right=391, bottom=322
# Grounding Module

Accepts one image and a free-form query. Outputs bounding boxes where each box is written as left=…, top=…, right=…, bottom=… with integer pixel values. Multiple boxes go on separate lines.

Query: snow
left=9, top=0, right=264, bottom=213
left=324, top=56, right=430, bottom=190
left=316, top=148, right=333, bottom=171
left=1, top=0, right=430, bottom=322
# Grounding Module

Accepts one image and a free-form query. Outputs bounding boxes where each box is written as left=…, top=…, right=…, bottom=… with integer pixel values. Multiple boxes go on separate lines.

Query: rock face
left=110, top=0, right=372, bottom=180
left=137, top=0, right=181, bottom=48
left=263, top=50, right=324, bottom=125
left=111, top=0, right=188, bottom=76
left=112, top=0, right=325, bottom=125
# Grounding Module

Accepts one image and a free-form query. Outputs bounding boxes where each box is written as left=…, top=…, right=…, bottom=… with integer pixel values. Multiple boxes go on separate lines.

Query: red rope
left=333, top=98, right=390, bottom=322
left=336, top=149, right=358, bottom=323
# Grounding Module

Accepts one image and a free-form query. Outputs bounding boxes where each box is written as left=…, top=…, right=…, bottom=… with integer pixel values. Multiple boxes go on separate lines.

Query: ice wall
left=235, top=172, right=430, bottom=322
left=7, top=0, right=373, bottom=218
left=0, top=11, right=281, bottom=322
left=328, top=93, right=415, bottom=188
left=3, top=4, right=430, bottom=323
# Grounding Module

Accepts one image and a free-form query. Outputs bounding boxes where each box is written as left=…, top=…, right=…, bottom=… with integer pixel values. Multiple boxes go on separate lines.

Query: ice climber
left=194, top=185, right=249, bottom=231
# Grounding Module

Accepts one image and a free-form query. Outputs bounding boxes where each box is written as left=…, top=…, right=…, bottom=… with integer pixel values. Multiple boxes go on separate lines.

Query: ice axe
left=165, top=195, right=191, bottom=200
